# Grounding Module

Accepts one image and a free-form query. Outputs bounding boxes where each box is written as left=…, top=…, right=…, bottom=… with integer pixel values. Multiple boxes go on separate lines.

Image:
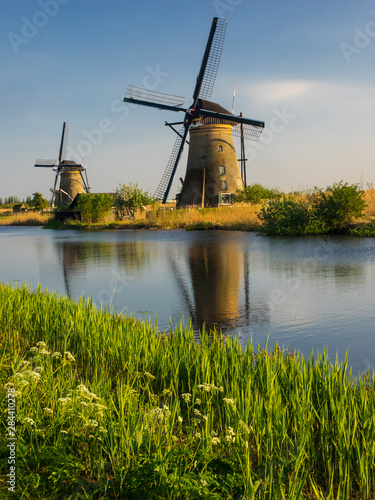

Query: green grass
left=0, top=284, right=374, bottom=499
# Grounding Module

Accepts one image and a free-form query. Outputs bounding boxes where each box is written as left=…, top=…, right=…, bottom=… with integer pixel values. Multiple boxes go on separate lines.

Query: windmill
left=123, top=17, right=265, bottom=207
left=34, top=122, right=91, bottom=207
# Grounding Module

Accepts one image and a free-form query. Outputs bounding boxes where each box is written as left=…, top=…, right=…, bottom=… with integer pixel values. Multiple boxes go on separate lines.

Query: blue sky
left=1, top=0, right=374, bottom=201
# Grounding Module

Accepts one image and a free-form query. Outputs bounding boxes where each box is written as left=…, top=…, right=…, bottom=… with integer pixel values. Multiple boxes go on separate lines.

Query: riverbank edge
left=2, top=218, right=374, bottom=236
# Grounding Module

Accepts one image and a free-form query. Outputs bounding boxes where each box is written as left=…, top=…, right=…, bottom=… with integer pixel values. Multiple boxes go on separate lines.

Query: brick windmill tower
left=124, top=17, right=265, bottom=206
left=34, top=122, right=90, bottom=206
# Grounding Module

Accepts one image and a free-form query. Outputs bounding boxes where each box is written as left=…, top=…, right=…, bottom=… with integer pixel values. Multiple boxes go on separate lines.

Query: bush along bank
left=258, top=182, right=367, bottom=236
left=1, top=284, right=375, bottom=499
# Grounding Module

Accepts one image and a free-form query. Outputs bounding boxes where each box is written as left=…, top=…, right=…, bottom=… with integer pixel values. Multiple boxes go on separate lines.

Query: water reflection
left=57, top=239, right=152, bottom=298
left=169, top=236, right=270, bottom=334
left=1, top=227, right=375, bottom=374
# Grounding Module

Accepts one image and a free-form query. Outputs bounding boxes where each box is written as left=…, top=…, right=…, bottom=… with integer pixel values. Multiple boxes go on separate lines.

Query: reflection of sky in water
left=0, top=226, right=374, bottom=375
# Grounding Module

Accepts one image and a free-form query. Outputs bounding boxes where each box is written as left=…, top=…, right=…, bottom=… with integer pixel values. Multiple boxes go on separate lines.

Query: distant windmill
left=34, top=122, right=90, bottom=206
left=123, top=17, right=265, bottom=207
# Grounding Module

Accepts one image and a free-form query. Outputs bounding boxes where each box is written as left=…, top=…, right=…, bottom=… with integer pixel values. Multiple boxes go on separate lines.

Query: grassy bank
left=1, top=284, right=374, bottom=499
left=47, top=205, right=262, bottom=231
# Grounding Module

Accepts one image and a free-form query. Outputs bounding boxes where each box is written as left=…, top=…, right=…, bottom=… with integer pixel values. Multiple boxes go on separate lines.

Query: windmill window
left=218, top=145, right=223, bottom=152
left=218, top=193, right=231, bottom=204
left=221, top=181, right=227, bottom=191
left=219, top=166, right=225, bottom=175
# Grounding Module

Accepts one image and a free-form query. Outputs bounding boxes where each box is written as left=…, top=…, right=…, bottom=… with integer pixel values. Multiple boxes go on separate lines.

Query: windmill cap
left=198, top=99, right=233, bottom=115
left=61, top=160, right=81, bottom=166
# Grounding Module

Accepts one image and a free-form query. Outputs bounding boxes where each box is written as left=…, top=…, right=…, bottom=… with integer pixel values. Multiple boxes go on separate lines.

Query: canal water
left=1, top=226, right=374, bottom=374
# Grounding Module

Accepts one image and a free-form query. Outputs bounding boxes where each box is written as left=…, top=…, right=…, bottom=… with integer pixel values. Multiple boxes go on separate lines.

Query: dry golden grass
left=0, top=211, right=53, bottom=226
left=364, top=189, right=375, bottom=218
left=124, top=204, right=261, bottom=230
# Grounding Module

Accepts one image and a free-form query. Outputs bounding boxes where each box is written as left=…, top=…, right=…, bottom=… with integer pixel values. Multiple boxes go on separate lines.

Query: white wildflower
left=52, top=352, right=62, bottom=358
left=39, top=349, right=50, bottom=356
left=177, top=416, right=183, bottom=424
left=64, top=351, right=75, bottom=362
left=26, top=370, right=41, bottom=381
left=144, top=372, right=155, bottom=380
left=24, top=417, right=35, bottom=426
left=29, top=347, right=38, bottom=354
left=43, top=408, right=53, bottom=416
left=34, top=366, right=44, bottom=373
left=194, top=432, right=201, bottom=440
left=36, top=341, right=46, bottom=348
left=223, top=398, right=236, bottom=408
left=196, top=383, right=220, bottom=393
left=172, top=435, right=178, bottom=443
left=200, top=479, right=207, bottom=486
left=88, top=434, right=95, bottom=439
left=18, top=380, right=30, bottom=389
left=146, top=407, right=164, bottom=422
left=181, top=393, right=192, bottom=403
left=84, top=419, right=98, bottom=428
left=195, top=398, right=201, bottom=405
left=20, top=360, right=30, bottom=368
left=76, top=384, right=89, bottom=392
left=57, top=397, right=71, bottom=404
left=60, top=430, right=68, bottom=434
left=99, top=427, right=107, bottom=434
left=212, top=437, right=220, bottom=445
left=162, top=388, right=172, bottom=397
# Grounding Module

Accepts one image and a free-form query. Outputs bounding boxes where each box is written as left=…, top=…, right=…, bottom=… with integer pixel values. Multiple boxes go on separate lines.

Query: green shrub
left=258, top=197, right=325, bottom=235
left=350, top=223, right=375, bottom=237
left=77, top=193, right=113, bottom=223
left=233, top=183, right=282, bottom=204
left=311, top=181, right=365, bottom=231
left=258, top=182, right=366, bottom=236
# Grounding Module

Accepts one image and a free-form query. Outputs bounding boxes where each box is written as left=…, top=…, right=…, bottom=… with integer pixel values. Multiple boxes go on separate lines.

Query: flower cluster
left=145, top=405, right=171, bottom=426
left=181, top=393, right=192, bottom=403
left=196, top=383, right=224, bottom=393
left=225, top=426, right=236, bottom=444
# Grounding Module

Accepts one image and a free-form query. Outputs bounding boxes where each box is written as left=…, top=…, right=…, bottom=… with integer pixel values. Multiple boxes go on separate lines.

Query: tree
left=114, top=183, right=154, bottom=219
left=30, top=192, right=49, bottom=211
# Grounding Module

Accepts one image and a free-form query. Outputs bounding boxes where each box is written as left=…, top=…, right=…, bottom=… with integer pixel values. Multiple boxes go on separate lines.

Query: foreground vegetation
left=1, top=285, right=374, bottom=499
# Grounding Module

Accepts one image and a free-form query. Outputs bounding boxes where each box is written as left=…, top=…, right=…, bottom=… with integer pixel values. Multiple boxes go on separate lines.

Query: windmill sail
left=154, top=130, right=185, bottom=201
left=34, top=159, right=57, bottom=167
left=193, top=17, right=227, bottom=101
left=124, top=86, right=185, bottom=110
